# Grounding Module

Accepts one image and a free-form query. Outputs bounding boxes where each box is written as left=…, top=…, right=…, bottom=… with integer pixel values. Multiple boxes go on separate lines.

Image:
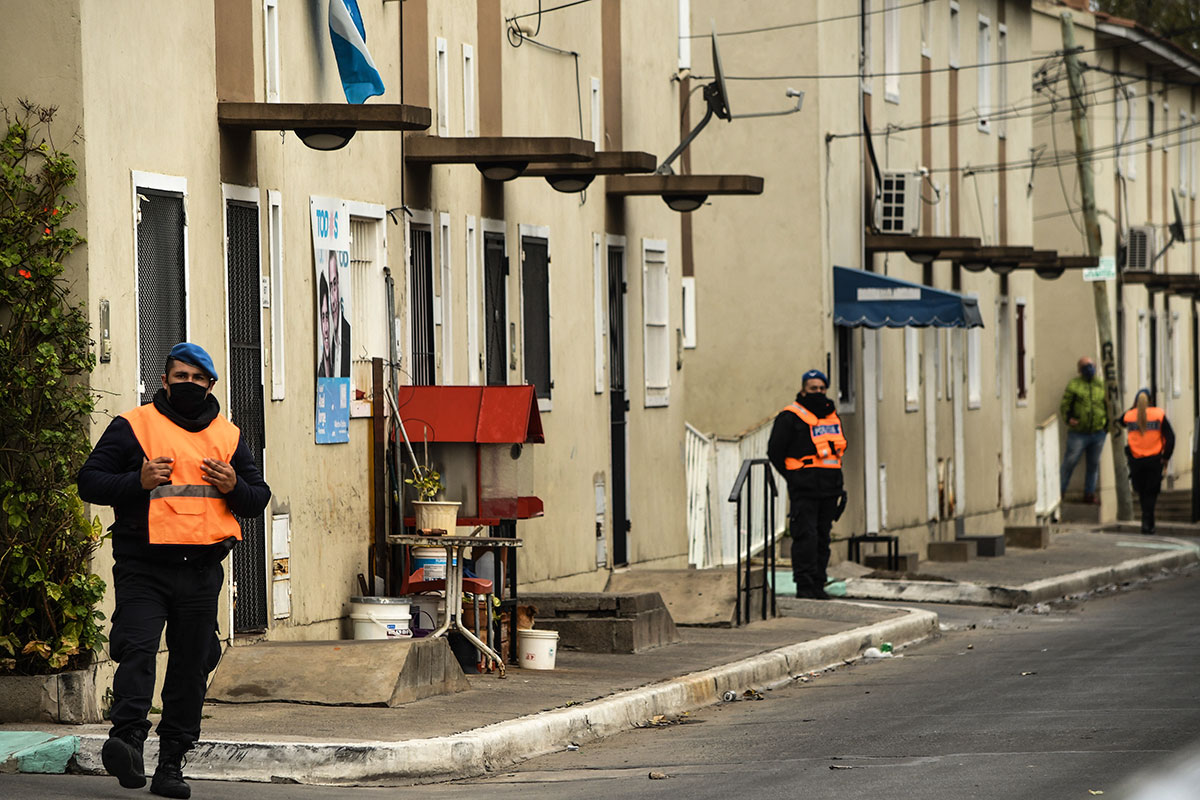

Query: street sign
left=1083, top=255, right=1116, bottom=282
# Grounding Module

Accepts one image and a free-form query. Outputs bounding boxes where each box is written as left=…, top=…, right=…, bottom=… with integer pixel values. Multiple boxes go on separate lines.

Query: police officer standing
left=768, top=369, right=847, bottom=599
left=1122, top=388, right=1174, bottom=535
left=78, top=343, right=271, bottom=798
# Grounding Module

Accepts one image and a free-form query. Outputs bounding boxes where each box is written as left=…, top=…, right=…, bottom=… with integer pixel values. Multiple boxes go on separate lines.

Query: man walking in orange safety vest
left=78, top=342, right=271, bottom=798
left=1122, top=388, right=1174, bottom=535
left=767, top=369, right=847, bottom=599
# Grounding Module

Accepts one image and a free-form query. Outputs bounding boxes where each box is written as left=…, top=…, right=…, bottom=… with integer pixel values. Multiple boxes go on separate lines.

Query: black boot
left=101, top=728, right=147, bottom=788
left=150, top=740, right=191, bottom=799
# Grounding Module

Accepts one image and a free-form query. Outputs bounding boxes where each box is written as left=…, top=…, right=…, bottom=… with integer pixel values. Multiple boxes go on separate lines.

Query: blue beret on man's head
left=801, top=369, right=828, bottom=386
left=167, top=342, right=218, bottom=382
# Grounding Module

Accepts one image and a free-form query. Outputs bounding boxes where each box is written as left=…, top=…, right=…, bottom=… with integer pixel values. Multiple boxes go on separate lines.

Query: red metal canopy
left=397, top=385, right=545, bottom=444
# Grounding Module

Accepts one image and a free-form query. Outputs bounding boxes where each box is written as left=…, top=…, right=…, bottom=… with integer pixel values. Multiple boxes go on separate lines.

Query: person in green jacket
left=1060, top=355, right=1108, bottom=503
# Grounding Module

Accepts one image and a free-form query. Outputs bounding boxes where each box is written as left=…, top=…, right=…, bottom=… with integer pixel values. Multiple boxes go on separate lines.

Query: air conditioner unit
left=875, top=170, right=921, bottom=235
left=1124, top=225, right=1156, bottom=272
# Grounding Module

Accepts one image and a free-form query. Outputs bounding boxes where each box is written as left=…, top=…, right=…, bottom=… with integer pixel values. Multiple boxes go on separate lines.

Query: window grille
left=349, top=216, right=382, bottom=398
left=484, top=233, right=507, bottom=386
left=225, top=199, right=268, bottom=633
left=522, top=236, right=551, bottom=399
left=410, top=226, right=435, bottom=385
left=608, top=246, right=626, bottom=394
left=137, top=190, right=187, bottom=404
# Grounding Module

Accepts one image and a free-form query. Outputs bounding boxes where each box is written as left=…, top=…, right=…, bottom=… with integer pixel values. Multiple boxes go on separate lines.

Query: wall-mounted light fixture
left=217, top=102, right=431, bottom=152
left=477, top=161, right=528, bottom=181
left=295, top=128, right=357, bottom=151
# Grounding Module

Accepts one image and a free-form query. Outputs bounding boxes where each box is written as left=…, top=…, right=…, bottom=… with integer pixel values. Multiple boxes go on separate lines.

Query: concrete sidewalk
left=2, top=526, right=1195, bottom=786
left=837, top=529, right=1199, bottom=607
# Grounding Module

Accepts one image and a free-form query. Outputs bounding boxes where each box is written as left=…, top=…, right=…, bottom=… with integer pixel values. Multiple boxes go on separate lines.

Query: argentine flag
left=329, top=0, right=385, bottom=104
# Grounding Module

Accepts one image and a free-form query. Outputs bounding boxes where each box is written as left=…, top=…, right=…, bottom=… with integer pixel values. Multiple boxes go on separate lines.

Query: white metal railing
left=684, top=422, right=716, bottom=568
left=686, top=417, right=788, bottom=568
left=1035, top=413, right=1061, bottom=519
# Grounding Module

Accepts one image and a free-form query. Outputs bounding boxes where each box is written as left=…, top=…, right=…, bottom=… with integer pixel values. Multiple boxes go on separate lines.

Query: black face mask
left=167, top=382, right=209, bottom=417
left=1080, top=365, right=1096, bottom=380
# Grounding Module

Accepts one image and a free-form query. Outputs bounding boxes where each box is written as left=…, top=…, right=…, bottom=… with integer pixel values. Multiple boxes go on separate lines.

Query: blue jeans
left=1061, top=430, right=1107, bottom=496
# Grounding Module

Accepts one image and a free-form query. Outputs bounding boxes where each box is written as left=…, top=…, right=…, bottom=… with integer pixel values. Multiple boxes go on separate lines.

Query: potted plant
left=405, top=465, right=459, bottom=534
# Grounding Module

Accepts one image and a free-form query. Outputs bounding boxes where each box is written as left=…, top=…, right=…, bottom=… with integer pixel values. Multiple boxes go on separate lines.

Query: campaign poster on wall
left=311, top=196, right=352, bottom=444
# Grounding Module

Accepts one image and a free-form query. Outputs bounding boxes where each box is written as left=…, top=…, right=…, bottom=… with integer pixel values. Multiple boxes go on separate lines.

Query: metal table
left=387, top=533, right=523, bottom=677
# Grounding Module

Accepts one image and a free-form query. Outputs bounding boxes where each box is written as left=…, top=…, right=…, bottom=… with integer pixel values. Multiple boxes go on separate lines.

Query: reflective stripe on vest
left=122, top=404, right=243, bottom=546
left=781, top=402, right=846, bottom=470
left=1122, top=406, right=1166, bottom=458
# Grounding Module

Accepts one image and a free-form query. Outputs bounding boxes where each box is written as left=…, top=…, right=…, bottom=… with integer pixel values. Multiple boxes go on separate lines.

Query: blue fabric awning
left=833, top=266, right=984, bottom=329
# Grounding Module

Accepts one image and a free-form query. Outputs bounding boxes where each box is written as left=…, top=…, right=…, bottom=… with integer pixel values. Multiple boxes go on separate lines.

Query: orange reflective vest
left=1122, top=406, right=1166, bottom=458
left=781, top=403, right=846, bottom=470
left=121, top=404, right=243, bottom=546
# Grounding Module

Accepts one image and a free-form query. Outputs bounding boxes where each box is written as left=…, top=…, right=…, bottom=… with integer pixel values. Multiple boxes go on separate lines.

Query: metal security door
left=484, top=233, right=508, bottom=386
left=608, top=246, right=630, bottom=565
left=226, top=199, right=268, bottom=633
left=136, top=190, right=186, bottom=404
left=410, top=226, right=435, bottom=385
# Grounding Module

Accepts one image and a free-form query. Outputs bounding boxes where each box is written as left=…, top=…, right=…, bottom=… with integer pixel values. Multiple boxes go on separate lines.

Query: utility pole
left=1061, top=12, right=1133, bottom=520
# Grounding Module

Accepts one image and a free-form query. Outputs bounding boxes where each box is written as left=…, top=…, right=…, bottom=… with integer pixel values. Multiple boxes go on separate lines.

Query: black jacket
left=77, top=391, right=272, bottom=563
left=767, top=392, right=845, bottom=499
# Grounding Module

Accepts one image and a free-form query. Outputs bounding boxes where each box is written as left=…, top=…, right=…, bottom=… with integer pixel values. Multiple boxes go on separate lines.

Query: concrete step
left=207, top=638, right=469, bottom=707
left=521, top=592, right=680, bottom=653
left=1005, top=525, right=1051, bottom=549
left=863, top=552, right=921, bottom=572
left=927, top=540, right=976, bottom=562
left=1059, top=502, right=1101, bottom=524
left=959, top=534, right=1006, bottom=557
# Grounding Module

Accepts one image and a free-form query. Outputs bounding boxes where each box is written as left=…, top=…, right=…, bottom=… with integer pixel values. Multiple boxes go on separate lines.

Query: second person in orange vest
left=1122, top=388, right=1174, bottom=535
left=767, top=369, right=847, bottom=600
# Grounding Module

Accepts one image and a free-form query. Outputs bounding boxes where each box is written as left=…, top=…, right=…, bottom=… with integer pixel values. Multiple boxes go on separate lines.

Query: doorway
left=225, top=198, right=267, bottom=633
left=607, top=243, right=629, bottom=565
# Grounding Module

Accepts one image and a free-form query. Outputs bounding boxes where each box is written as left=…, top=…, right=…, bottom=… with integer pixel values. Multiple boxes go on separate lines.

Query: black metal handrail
left=728, top=458, right=778, bottom=625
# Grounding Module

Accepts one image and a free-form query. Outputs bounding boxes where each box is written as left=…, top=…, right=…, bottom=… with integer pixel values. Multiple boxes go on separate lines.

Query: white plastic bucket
left=517, top=629, right=559, bottom=670
left=412, top=547, right=447, bottom=580
left=349, top=596, right=413, bottom=640
left=409, top=594, right=445, bottom=631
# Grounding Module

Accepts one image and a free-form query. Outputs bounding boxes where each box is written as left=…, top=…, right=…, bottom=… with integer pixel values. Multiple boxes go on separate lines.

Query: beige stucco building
left=1031, top=0, right=1199, bottom=513
left=0, top=0, right=722, bottom=696
left=5, top=0, right=1196, bottom=710
left=685, top=0, right=1055, bottom=560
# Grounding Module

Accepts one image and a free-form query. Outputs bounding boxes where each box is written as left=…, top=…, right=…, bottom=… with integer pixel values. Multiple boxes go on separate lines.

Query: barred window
left=349, top=215, right=386, bottom=402
left=136, top=188, right=187, bottom=404
left=521, top=235, right=551, bottom=401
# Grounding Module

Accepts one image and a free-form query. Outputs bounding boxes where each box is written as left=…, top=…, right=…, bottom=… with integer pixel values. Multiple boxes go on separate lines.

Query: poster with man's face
left=311, top=197, right=351, bottom=444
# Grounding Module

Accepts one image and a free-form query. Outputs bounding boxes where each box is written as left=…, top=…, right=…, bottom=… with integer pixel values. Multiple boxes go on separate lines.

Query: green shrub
left=0, top=101, right=104, bottom=675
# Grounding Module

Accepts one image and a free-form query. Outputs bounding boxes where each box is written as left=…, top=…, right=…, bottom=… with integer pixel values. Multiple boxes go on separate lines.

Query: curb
left=841, top=538, right=1200, bottom=607
left=70, top=605, right=938, bottom=785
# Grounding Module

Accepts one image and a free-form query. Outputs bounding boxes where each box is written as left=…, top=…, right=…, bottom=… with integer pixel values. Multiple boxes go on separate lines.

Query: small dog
left=515, top=604, right=538, bottom=630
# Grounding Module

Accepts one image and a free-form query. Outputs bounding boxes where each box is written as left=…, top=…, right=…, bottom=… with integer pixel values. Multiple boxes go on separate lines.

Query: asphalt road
left=4, top=567, right=1199, bottom=799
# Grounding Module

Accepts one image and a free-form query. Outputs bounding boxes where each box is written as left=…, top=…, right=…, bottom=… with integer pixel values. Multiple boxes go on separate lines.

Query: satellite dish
left=1170, top=189, right=1186, bottom=244
left=656, top=22, right=736, bottom=173
left=710, top=25, right=732, bottom=121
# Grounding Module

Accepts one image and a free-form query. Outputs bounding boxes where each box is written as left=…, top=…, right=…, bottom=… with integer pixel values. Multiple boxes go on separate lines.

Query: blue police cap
left=167, top=342, right=218, bottom=382
left=801, top=369, right=828, bottom=386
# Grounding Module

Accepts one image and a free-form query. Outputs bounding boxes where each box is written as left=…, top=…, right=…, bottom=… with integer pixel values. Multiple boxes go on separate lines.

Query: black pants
left=108, top=558, right=224, bottom=748
left=1128, top=456, right=1164, bottom=533
left=790, top=495, right=838, bottom=594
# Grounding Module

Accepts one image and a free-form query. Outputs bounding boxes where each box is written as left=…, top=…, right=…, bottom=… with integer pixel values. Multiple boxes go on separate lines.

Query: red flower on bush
left=19, top=268, right=32, bottom=278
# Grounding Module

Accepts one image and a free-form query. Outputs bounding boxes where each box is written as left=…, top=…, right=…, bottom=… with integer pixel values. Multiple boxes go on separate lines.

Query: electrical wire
left=689, top=28, right=1200, bottom=83
left=931, top=116, right=1200, bottom=176
left=681, top=0, right=925, bottom=39
left=504, top=0, right=594, bottom=28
